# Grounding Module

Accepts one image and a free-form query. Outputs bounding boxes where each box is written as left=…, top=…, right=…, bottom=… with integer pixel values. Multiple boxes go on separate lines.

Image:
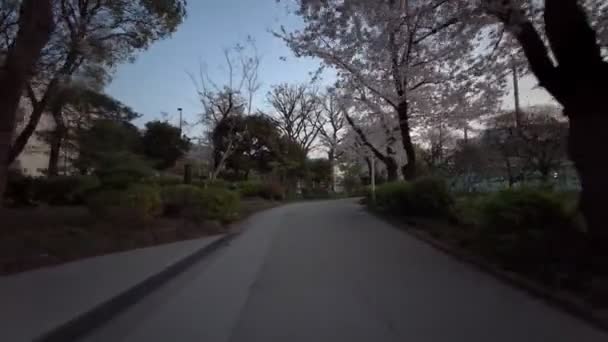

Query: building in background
left=10, top=103, right=54, bottom=177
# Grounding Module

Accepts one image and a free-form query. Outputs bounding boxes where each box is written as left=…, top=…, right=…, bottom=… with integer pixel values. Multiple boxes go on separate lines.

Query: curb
left=34, top=232, right=239, bottom=342
left=373, top=211, right=608, bottom=333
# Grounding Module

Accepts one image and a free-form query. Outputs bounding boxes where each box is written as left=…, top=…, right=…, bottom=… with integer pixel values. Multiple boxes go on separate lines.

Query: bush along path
left=366, top=177, right=608, bottom=329
left=0, top=177, right=284, bottom=275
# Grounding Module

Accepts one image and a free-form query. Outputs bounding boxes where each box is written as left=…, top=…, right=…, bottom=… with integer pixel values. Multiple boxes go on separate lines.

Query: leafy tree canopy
left=75, top=119, right=142, bottom=174
left=212, top=114, right=283, bottom=179
left=142, top=121, right=191, bottom=170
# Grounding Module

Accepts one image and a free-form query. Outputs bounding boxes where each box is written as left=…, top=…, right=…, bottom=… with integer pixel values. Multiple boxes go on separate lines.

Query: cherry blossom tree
left=277, top=0, right=499, bottom=180
left=342, top=100, right=401, bottom=182
left=338, top=128, right=389, bottom=184
left=317, top=90, right=347, bottom=191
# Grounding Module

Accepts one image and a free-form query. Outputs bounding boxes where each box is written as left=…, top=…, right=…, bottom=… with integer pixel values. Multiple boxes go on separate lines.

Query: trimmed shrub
left=200, top=179, right=230, bottom=190
left=373, top=182, right=412, bottom=212
left=349, top=186, right=370, bottom=198
left=160, top=185, right=205, bottom=219
left=238, top=181, right=264, bottom=198
left=260, top=182, right=285, bottom=201
left=449, top=194, right=488, bottom=227
left=476, top=188, right=584, bottom=276
left=147, top=175, right=183, bottom=187
left=34, top=176, right=101, bottom=205
left=481, top=188, right=571, bottom=232
left=372, top=177, right=453, bottom=218
left=238, top=181, right=285, bottom=201
left=409, top=177, right=453, bottom=217
left=159, top=185, right=241, bottom=223
left=86, top=189, right=124, bottom=219
left=301, top=188, right=331, bottom=200
left=4, top=170, right=35, bottom=207
left=94, top=152, right=153, bottom=190
left=199, top=188, right=241, bottom=223
left=122, top=184, right=163, bottom=220
left=87, top=184, right=162, bottom=223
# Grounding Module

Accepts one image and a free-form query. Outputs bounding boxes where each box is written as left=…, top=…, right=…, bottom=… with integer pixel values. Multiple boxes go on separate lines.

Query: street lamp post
left=177, top=107, right=183, bottom=135
left=370, top=150, right=376, bottom=204
left=176, top=107, right=192, bottom=184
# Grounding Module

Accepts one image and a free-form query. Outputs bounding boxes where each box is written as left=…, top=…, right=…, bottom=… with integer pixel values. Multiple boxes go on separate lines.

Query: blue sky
left=106, top=0, right=331, bottom=134
left=106, top=0, right=555, bottom=135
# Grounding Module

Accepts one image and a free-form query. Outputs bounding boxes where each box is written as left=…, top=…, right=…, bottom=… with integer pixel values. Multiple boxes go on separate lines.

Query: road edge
left=34, top=232, right=238, bottom=342
left=368, top=209, right=608, bottom=334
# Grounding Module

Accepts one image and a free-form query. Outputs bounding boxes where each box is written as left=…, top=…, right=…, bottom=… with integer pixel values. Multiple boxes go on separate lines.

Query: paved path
left=85, top=199, right=608, bottom=342
left=0, top=235, right=222, bottom=342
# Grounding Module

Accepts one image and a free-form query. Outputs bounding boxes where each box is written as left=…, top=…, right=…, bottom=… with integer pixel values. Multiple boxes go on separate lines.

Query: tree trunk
left=485, top=1, right=608, bottom=297
left=0, top=0, right=54, bottom=199
left=184, top=164, right=193, bottom=184
left=8, top=51, right=80, bottom=167
left=344, top=111, right=399, bottom=182
left=48, top=105, right=66, bottom=177
left=364, top=157, right=373, bottom=184
left=502, top=0, right=608, bottom=274
left=568, top=108, right=608, bottom=272
left=505, top=157, right=515, bottom=188
left=397, top=101, right=416, bottom=180
left=48, top=130, right=63, bottom=177
left=512, top=63, right=522, bottom=129
left=385, top=155, right=399, bottom=182
left=544, top=4, right=608, bottom=272
left=328, top=149, right=336, bottom=192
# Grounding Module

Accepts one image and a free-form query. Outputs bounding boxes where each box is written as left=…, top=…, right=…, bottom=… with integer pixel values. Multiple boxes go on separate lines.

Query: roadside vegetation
left=0, top=69, right=345, bottom=275
left=366, top=178, right=593, bottom=297
left=1, top=138, right=342, bottom=274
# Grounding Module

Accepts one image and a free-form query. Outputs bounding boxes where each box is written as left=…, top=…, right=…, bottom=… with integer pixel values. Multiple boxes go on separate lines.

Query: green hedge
left=237, top=181, right=263, bottom=198
left=301, top=188, right=331, bottom=200
left=480, top=188, right=572, bottom=232
left=370, top=179, right=587, bottom=287
left=87, top=184, right=162, bottom=223
left=474, top=188, right=584, bottom=274
left=371, top=177, right=453, bottom=218
left=94, top=152, right=153, bottom=190
left=160, top=185, right=241, bottom=223
left=145, top=175, right=184, bottom=187
left=199, top=187, right=241, bottom=223
left=4, top=170, right=35, bottom=207
left=3, top=173, right=101, bottom=207
left=237, top=181, right=284, bottom=200
left=199, top=179, right=230, bottom=190
left=160, top=185, right=205, bottom=220
left=449, top=194, right=488, bottom=227
left=34, top=176, right=101, bottom=205
left=349, top=186, right=370, bottom=198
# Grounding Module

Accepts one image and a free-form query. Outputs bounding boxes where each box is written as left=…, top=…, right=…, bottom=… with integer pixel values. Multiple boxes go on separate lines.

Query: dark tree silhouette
left=142, top=121, right=191, bottom=170
left=0, top=0, right=54, bottom=199
left=486, top=0, right=608, bottom=272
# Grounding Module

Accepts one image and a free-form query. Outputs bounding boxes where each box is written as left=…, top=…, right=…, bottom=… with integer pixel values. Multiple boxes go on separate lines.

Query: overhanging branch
left=413, top=17, right=458, bottom=45
left=344, top=111, right=388, bottom=162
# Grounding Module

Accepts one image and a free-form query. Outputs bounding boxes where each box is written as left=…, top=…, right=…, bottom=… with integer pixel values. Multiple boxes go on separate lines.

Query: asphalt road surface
left=84, top=199, right=608, bottom=342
